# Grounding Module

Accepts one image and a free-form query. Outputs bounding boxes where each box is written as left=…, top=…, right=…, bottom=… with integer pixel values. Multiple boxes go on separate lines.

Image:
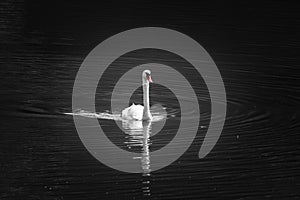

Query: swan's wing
left=130, top=104, right=144, bottom=120
left=122, top=104, right=144, bottom=120
left=121, top=107, right=130, bottom=120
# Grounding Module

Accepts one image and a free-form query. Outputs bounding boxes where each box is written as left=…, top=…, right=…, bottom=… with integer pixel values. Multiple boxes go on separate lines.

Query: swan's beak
left=147, top=75, right=153, bottom=83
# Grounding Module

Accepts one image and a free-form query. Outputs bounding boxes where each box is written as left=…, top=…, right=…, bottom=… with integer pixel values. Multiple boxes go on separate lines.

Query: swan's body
left=121, top=103, right=144, bottom=120
left=121, top=70, right=153, bottom=121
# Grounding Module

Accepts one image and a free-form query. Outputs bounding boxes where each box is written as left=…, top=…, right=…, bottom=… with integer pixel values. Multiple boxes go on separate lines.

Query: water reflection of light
left=122, top=120, right=152, bottom=196
left=66, top=104, right=169, bottom=197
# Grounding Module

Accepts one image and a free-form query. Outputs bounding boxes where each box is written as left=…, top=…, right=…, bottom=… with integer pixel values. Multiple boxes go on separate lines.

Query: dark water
left=1, top=1, right=299, bottom=199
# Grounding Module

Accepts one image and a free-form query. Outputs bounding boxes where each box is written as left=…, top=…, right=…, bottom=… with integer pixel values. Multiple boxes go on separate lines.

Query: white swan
left=121, top=70, right=153, bottom=121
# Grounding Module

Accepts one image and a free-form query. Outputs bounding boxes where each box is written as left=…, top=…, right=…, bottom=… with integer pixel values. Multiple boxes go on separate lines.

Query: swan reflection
left=122, top=120, right=152, bottom=174
left=122, top=120, right=152, bottom=196
left=65, top=103, right=168, bottom=197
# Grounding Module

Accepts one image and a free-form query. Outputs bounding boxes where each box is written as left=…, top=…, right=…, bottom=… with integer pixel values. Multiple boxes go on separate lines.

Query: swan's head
left=142, top=69, right=152, bottom=84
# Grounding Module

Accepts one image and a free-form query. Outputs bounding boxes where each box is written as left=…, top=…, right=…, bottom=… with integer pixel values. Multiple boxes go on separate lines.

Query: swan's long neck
left=143, top=82, right=152, bottom=120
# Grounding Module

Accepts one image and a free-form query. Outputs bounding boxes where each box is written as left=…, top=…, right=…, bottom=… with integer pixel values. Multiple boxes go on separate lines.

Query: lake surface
left=1, top=1, right=299, bottom=199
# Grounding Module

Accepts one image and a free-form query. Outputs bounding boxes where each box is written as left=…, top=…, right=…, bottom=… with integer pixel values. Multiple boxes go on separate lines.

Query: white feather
left=121, top=103, right=144, bottom=120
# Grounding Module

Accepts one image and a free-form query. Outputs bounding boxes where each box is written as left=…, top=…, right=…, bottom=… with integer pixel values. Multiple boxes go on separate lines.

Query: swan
left=121, top=70, right=153, bottom=121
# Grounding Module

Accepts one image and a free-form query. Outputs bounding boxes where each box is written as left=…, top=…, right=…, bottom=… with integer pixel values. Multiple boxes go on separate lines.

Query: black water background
left=1, top=1, right=299, bottom=199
